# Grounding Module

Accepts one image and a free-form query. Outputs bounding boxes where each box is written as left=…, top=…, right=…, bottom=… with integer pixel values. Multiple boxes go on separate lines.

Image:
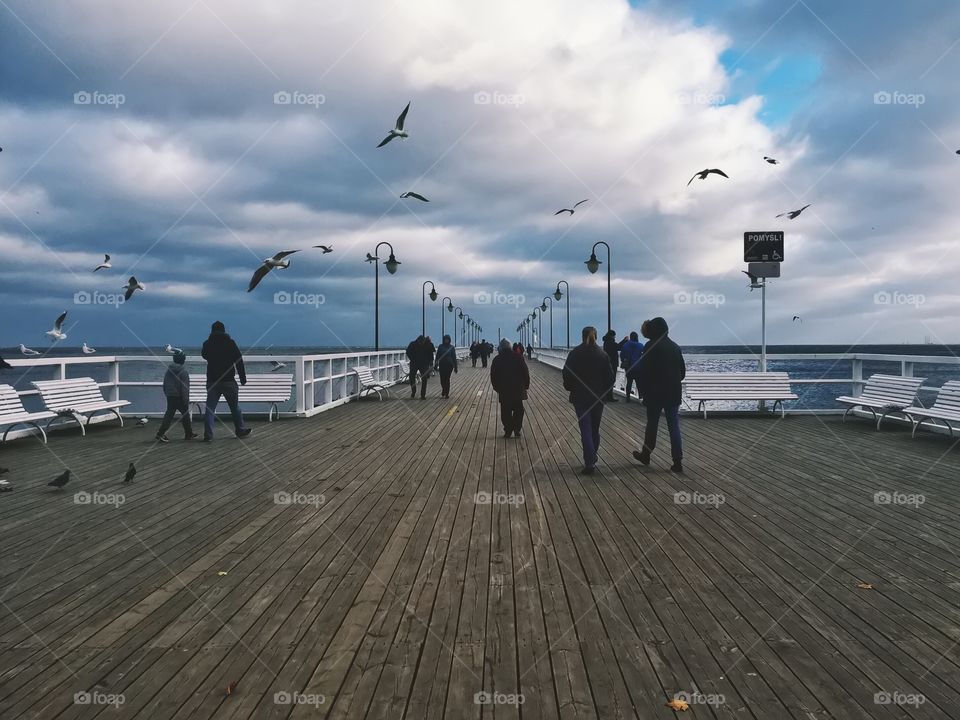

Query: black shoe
left=236, top=428, right=252, bottom=439
left=202, top=436, right=213, bottom=443
left=670, top=462, right=684, bottom=473
left=581, top=465, right=596, bottom=475
left=155, top=434, right=169, bottom=444
left=503, top=429, right=512, bottom=438
left=513, top=430, right=521, bottom=438
left=185, top=432, right=199, bottom=440
left=632, top=450, right=650, bottom=466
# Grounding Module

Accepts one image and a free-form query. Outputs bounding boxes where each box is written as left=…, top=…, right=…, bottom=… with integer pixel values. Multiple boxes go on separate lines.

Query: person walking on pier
left=563, top=326, right=615, bottom=474
left=434, top=334, right=458, bottom=399
left=620, top=330, right=645, bottom=403
left=201, top=321, right=251, bottom=441
left=479, top=339, right=492, bottom=368
left=156, top=351, right=197, bottom=442
left=406, top=335, right=435, bottom=399
left=491, top=339, right=529, bottom=438
left=632, top=316, right=685, bottom=472
left=602, top=329, right=626, bottom=402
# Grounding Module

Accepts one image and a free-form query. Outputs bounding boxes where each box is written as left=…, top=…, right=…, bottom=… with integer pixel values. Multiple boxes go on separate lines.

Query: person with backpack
left=434, top=334, right=459, bottom=398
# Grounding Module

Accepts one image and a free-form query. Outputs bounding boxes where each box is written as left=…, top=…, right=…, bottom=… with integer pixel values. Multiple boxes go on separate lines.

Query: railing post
left=902, top=360, right=913, bottom=378
left=110, top=359, right=121, bottom=404
left=852, top=357, right=863, bottom=397
left=295, top=357, right=306, bottom=415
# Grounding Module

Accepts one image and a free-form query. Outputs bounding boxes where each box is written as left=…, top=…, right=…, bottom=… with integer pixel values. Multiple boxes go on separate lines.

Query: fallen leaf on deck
left=856, top=582, right=874, bottom=590
left=225, top=681, right=237, bottom=695
left=218, top=571, right=228, bottom=576
left=665, top=698, right=690, bottom=711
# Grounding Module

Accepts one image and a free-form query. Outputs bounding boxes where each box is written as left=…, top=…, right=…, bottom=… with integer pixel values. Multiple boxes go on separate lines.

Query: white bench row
left=187, top=374, right=292, bottom=422
left=683, top=373, right=797, bottom=418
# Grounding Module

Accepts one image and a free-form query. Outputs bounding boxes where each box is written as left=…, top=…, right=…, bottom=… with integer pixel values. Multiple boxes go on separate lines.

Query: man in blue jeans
left=632, top=316, right=685, bottom=472
left=562, top=326, right=615, bottom=474
left=201, top=321, right=252, bottom=441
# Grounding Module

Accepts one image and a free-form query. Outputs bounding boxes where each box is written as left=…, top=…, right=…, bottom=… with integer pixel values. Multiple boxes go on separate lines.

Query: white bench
left=32, top=377, right=130, bottom=435
left=903, top=380, right=960, bottom=438
left=354, top=366, right=389, bottom=400
left=684, top=372, right=798, bottom=418
left=0, top=384, right=57, bottom=443
left=189, top=374, right=292, bottom=421
left=836, top=374, right=925, bottom=430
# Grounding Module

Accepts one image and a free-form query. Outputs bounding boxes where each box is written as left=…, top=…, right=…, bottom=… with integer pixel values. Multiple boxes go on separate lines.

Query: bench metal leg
left=46, top=413, right=86, bottom=436
left=0, top=422, right=45, bottom=443
left=268, top=403, right=278, bottom=422
left=699, top=400, right=707, bottom=419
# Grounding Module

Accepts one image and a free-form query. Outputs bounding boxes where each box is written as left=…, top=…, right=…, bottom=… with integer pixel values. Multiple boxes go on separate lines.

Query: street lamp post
left=453, top=306, right=464, bottom=348
left=584, top=241, right=611, bottom=332
left=554, top=281, right=570, bottom=348
left=421, top=281, right=438, bottom=338
left=441, top=296, right=453, bottom=339
left=372, top=241, right=401, bottom=350
left=540, top=297, right=553, bottom=349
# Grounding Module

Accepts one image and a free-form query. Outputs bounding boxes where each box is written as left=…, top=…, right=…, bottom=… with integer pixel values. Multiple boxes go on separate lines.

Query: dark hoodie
left=201, top=328, right=246, bottom=387
left=636, top=317, right=685, bottom=406
left=490, top=343, right=530, bottom=402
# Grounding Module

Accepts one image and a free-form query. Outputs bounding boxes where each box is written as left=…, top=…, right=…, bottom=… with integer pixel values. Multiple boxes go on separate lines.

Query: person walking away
left=406, top=335, right=435, bottom=399
left=513, top=343, right=524, bottom=356
left=563, top=326, right=614, bottom=474
left=525, top=344, right=534, bottom=359
left=470, top=341, right=479, bottom=368
left=156, top=351, right=197, bottom=442
left=620, top=331, right=645, bottom=403
left=434, top=334, right=458, bottom=398
left=479, top=339, right=492, bottom=368
left=633, top=316, right=685, bottom=472
left=201, top=321, right=251, bottom=441
left=490, top=339, right=530, bottom=438
left=602, top=330, right=626, bottom=402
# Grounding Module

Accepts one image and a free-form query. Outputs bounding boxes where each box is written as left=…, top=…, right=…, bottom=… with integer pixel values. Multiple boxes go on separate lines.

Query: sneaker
left=581, top=465, right=596, bottom=475
left=202, top=436, right=213, bottom=443
left=185, top=432, right=199, bottom=440
left=513, top=430, right=521, bottom=438
left=503, top=430, right=512, bottom=438
left=236, top=428, right=252, bottom=439
left=670, top=462, right=684, bottom=473
left=632, top=450, right=650, bottom=466
left=155, top=434, right=169, bottom=444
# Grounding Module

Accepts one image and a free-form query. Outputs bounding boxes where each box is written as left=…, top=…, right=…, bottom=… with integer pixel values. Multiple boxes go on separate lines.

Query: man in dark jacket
left=470, top=342, right=479, bottom=367
left=405, top=335, right=435, bottom=399
left=619, top=330, right=645, bottom=402
left=201, top=321, right=251, bottom=441
left=601, top=329, right=626, bottom=402
left=490, top=339, right=530, bottom=438
left=434, top=334, right=458, bottom=399
left=479, top=339, right=492, bottom=368
left=633, top=316, right=685, bottom=472
left=563, top=326, right=615, bottom=473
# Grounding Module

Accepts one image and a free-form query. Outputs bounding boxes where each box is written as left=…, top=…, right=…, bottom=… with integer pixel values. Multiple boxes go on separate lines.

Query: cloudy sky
left=1, top=0, right=958, bottom=351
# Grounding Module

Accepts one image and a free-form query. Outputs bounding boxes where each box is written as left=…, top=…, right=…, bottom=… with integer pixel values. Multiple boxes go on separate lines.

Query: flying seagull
left=377, top=101, right=410, bottom=148
left=82, top=342, right=96, bottom=354
left=313, top=245, right=333, bottom=254
left=400, top=191, right=429, bottom=202
left=270, top=361, right=287, bottom=372
left=165, top=344, right=183, bottom=353
left=687, top=168, right=729, bottom=186
left=793, top=315, right=803, bottom=323
left=123, top=277, right=144, bottom=301
left=554, top=199, right=589, bottom=216
left=123, top=463, right=137, bottom=483
left=364, top=253, right=378, bottom=263
left=46, top=311, right=68, bottom=342
left=248, top=251, right=299, bottom=292
left=93, top=254, right=111, bottom=272
left=20, top=344, right=40, bottom=356
left=48, top=470, right=72, bottom=488
left=776, top=204, right=812, bottom=220
left=763, top=156, right=779, bottom=165
left=0, top=356, right=11, bottom=370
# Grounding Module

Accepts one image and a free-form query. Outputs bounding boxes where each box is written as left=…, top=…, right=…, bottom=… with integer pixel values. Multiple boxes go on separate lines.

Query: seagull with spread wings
left=93, top=254, right=111, bottom=272
left=687, top=168, right=729, bottom=186
left=248, top=251, right=299, bottom=292
left=46, top=311, right=68, bottom=342
left=123, top=277, right=144, bottom=301
left=377, top=102, right=411, bottom=148
left=313, top=245, right=333, bottom=254
left=763, top=156, right=779, bottom=165
left=776, top=204, right=812, bottom=220
left=554, top=199, right=588, bottom=216
left=400, top=191, right=429, bottom=202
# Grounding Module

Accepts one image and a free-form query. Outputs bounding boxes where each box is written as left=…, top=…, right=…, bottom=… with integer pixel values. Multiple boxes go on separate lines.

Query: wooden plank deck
left=2, top=360, right=960, bottom=719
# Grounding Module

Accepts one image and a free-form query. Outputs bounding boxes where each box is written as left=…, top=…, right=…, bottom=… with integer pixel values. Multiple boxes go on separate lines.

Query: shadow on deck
left=1, top=361, right=959, bottom=719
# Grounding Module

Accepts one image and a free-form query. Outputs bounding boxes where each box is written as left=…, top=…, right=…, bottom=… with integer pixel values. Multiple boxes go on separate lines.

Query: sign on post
left=748, top=262, right=780, bottom=278
left=744, top=231, right=784, bottom=263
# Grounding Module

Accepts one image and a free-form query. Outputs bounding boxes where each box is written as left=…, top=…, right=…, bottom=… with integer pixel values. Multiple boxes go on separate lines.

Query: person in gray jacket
left=156, top=351, right=197, bottom=442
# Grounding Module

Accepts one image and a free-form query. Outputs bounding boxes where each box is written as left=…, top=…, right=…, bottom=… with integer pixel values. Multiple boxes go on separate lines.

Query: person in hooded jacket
left=470, top=341, right=479, bottom=367
left=563, top=326, right=615, bottom=473
left=201, top=321, right=251, bottom=441
left=632, top=316, right=685, bottom=472
left=619, top=330, right=645, bottom=402
left=434, top=334, right=459, bottom=398
left=479, top=339, right=492, bottom=368
left=156, top=351, right=197, bottom=442
left=490, top=339, right=530, bottom=438
left=406, top=335, right=435, bottom=399
left=601, top=329, right=627, bottom=401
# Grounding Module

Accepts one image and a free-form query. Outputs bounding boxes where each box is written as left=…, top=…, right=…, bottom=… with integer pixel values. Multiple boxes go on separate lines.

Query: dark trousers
left=471, top=357, right=477, bottom=367
left=481, top=355, right=488, bottom=368
left=606, top=363, right=618, bottom=399
left=643, top=404, right=683, bottom=462
left=410, top=368, right=429, bottom=398
left=157, top=395, right=192, bottom=437
left=438, top=366, right=453, bottom=396
left=625, top=376, right=639, bottom=401
left=500, top=398, right=524, bottom=435
left=574, top=400, right=604, bottom=468
left=204, top=380, right=246, bottom=438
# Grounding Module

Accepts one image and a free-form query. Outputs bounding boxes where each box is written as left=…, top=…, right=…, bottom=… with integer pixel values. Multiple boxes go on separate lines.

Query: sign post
left=744, top=233, right=784, bottom=384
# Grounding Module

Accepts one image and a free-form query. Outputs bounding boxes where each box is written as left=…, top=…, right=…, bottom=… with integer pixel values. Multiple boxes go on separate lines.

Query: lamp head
left=429, top=288, right=438, bottom=302
left=540, top=301, right=547, bottom=312
left=384, top=253, right=401, bottom=274
left=554, top=288, right=562, bottom=301
left=447, top=301, right=454, bottom=312
left=585, top=252, right=600, bottom=274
